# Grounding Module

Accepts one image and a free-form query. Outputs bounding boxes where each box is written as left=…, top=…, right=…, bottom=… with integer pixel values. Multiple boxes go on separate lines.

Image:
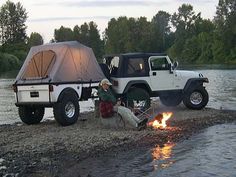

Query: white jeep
left=102, top=53, right=209, bottom=110
left=13, top=41, right=105, bottom=126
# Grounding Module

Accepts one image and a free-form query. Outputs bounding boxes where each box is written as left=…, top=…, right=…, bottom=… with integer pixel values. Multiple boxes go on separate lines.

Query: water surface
left=148, top=123, right=236, bottom=177
left=75, top=123, right=236, bottom=177
left=0, top=69, right=236, bottom=124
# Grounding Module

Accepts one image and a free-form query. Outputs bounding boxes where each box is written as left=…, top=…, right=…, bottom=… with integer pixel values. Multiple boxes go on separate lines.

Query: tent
left=15, top=41, right=105, bottom=84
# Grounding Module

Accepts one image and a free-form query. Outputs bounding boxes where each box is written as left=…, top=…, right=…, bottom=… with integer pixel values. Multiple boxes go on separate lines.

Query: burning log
left=148, top=112, right=173, bottom=129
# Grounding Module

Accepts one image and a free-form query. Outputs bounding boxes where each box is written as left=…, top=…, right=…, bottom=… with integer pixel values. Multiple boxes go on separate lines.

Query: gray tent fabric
left=16, top=41, right=105, bottom=84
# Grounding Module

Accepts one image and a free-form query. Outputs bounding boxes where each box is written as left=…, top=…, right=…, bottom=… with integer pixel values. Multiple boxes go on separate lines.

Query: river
left=0, top=69, right=235, bottom=124
left=198, top=69, right=236, bottom=110
left=149, top=123, right=236, bottom=177
left=76, top=122, right=236, bottom=177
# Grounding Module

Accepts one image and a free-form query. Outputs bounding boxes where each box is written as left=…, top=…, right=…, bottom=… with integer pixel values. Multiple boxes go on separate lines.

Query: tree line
left=0, top=0, right=235, bottom=73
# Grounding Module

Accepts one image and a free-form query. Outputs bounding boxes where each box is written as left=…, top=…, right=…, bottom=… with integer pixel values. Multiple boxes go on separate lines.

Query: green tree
left=214, top=0, right=236, bottom=63
left=181, top=36, right=200, bottom=63
left=54, top=26, right=74, bottom=42
left=73, top=22, right=104, bottom=59
left=181, top=19, right=215, bottom=64
left=151, top=11, right=171, bottom=52
left=28, top=32, right=44, bottom=47
left=0, top=52, right=20, bottom=73
left=104, top=16, right=152, bottom=54
left=194, top=18, right=215, bottom=35
left=104, top=17, right=129, bottom=53
left=172, top=4, right=201, bottom=33
left=76, top=23, right=90, bottom=46
left=169, top=4, right=201, bottom=61
left=197, top=32, right=214, bottom=63
left=0, top=0, right=27, bottom=44
left=134, top=17, right=152, bottom=52
left=88, top=22, right=104, bottom=59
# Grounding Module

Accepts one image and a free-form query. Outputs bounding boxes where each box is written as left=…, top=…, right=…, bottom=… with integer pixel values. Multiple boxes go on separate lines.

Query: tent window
left=22, top=50, right=56, bottom=79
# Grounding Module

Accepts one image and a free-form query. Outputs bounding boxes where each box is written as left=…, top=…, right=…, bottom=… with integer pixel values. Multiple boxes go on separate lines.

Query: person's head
left=100, top=78, right=112, bottom=90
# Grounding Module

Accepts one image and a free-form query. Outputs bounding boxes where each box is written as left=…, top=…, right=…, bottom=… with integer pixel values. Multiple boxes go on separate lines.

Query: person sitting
left=98, top=78, right=148, bottom=130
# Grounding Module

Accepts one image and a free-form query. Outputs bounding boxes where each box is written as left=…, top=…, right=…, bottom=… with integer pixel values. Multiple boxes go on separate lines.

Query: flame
left=148, top=112, right=173, bottom=129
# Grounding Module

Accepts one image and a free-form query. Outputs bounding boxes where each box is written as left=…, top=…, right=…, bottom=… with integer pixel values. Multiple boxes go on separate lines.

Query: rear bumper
left=15, top=102, right=56, bottom=107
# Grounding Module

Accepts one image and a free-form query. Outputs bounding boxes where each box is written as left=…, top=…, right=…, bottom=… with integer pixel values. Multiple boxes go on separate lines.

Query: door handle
left=153, top=72, right=156, bottom=76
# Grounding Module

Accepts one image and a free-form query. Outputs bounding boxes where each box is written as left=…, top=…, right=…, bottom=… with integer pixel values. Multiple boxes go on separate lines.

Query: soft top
left=15, top=41, right=105, bottom=84
left=104, top=53, right=167, bottom=59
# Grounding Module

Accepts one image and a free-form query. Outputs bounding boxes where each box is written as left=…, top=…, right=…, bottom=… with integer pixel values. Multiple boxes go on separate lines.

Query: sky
left=0, top=0, right=219, bottom=43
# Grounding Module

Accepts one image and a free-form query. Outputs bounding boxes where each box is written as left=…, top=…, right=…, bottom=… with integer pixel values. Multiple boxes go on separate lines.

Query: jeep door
left=148, top=56, right=174, bottom=91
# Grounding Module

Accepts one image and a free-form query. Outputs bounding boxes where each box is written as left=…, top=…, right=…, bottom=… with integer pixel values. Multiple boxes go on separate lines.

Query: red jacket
left=99, top=101, right=114, bottom=118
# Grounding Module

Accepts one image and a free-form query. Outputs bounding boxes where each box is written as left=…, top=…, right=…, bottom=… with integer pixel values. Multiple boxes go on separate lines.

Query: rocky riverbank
left=0, top=104, right=236, bottom=177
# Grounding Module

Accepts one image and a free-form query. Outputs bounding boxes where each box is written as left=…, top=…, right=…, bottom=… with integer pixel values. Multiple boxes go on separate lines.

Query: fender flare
left=57, top=88, right=79, bottom=102
left=123, top=80, right=151, bottom=94
left=184, top=78, right=209, bottom=93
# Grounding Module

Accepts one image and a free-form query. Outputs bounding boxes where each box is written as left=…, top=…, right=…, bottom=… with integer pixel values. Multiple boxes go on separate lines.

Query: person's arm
left=98, top=88, right=116, bottom=103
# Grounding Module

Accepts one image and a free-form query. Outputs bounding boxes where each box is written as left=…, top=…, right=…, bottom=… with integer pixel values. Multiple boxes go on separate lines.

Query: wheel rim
left=65, top=102, right=75, bottom=118
left=190, top=91, right=203, bottom=105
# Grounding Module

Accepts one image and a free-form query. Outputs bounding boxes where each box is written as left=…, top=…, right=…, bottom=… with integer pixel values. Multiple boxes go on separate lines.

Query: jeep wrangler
left=102, top=53, right=209, bottom=110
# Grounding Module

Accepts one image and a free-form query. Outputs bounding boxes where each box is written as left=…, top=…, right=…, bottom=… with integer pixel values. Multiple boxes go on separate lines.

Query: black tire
left=183, top=87, right=209, bottom=110
left=160, top=93, right=182, bottom=107
left=53, top=91, right=80, bottom=126
left=18, top=106, right=45, bottom=125
left=126, top=87, right=150, bottom=110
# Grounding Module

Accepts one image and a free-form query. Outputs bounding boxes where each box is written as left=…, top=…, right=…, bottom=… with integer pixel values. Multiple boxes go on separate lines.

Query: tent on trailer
left=15, top=41, right=105, bottom=84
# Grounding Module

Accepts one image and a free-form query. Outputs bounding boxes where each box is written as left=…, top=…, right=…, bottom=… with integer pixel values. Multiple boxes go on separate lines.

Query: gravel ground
left=0, top=103, right=236, bottom=177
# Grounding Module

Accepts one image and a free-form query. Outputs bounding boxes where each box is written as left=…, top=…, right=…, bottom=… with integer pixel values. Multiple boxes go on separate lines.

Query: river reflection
left=148, top=123, right=236, bottom=177
left=152, top=143, right=175, bottom=170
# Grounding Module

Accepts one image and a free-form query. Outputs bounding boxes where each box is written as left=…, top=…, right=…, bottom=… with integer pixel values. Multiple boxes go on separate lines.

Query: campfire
left=148, top=112, right=173, bottom=129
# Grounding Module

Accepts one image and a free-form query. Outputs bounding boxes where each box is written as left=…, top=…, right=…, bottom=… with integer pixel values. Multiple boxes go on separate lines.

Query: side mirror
left=172, top=61, right=178, bottom=70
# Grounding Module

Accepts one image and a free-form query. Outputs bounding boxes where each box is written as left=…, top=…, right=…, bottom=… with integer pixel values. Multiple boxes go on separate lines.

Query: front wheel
left=18, top=106, right=45, bottom=125
left=183, top=87, right=209, bottom=110
left=53, top=92, right=80, bottom=126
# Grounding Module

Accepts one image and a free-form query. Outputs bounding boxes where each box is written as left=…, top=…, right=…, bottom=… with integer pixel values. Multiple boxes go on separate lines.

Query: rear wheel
left=53, top=91, right=80, bottom=126
left=126, top=88, right=150, bottom=111
left=160, top=93, right=182, bottom=107
left=18, top=106, right=45, bottom=125
left=183, top=87, right=209, bottom=110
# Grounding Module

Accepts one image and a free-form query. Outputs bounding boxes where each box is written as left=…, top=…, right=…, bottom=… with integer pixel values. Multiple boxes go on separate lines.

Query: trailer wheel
left=53, top=92, right=80, bottom=126
left=18, top=106, right=45, bottom=125
left=183, top=87, right=209, bottom=110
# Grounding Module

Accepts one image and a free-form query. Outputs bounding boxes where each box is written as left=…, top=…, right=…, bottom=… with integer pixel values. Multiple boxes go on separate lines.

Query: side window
left=22, top=50, right=56, bottom=79
left=110, top=56, right=120, bottom=76
left=127, top=58, right=146, bottom=76
left=150, top=57, right=169, bottom=70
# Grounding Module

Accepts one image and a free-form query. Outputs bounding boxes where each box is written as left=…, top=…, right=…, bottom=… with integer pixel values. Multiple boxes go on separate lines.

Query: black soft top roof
left=104, top=52, right=167, bottom=59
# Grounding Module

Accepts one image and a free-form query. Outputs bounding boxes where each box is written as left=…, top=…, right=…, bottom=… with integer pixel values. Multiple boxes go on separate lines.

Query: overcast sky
left=0, top=0, right=219, bottom=42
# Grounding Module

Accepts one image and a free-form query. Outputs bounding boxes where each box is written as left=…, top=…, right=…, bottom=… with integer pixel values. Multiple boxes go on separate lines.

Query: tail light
left=113, top=80, right=119, bottom=86
left=12, top=85, right=18, bottom=93
left=49, top=84, right=54, bottom=92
